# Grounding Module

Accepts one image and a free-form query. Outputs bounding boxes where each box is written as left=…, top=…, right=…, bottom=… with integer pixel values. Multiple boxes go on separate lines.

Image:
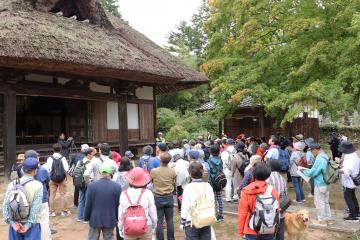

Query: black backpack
left=50, top=156, right=67, bottom=183
left=239, top=158, right=250, bottom=177
left=210, top=159, right=227, bottom=191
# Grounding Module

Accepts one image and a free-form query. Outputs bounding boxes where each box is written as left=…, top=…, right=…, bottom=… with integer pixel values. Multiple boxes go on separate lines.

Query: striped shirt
left=266, top=172, right=287, bottom=197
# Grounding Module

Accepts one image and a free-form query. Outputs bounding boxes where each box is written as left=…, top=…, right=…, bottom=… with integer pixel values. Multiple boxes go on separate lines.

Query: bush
left=156, top=108, right=179, bottom=133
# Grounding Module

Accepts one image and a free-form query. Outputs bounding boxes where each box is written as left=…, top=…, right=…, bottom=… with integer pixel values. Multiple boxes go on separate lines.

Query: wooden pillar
left=218, top=120, right=223, bottom=138
left=259, top=107, right=265, bottom=137
left=4, top=84, right=16, bottom=179
left=153, top=87, right=157, bottom=141
left=118, top=95, right=128, bottom=155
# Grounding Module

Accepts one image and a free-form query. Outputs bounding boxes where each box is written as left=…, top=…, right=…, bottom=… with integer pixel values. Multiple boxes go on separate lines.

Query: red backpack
left=124, top=189, right=148, bottom=236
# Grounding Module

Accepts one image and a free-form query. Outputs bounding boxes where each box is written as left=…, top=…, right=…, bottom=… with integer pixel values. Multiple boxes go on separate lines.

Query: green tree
left=203, top=0, right=360, bottom=126
left=101, top=0, right=121, bottom=18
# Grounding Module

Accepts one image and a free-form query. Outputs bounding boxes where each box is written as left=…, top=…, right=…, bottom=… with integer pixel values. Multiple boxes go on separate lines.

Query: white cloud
left=118, top=0, right=203, bottom=46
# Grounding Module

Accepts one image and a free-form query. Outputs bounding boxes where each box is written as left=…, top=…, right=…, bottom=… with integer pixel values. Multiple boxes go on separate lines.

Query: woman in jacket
left=231, top=141, right=247, bottom=201
left=238, top=162, right=280, bottom=240
left=289, top=142, right=306, bottom=203
left=118, top=167, right=157, bottom=240
left=181, top=161, right=215, bottom=240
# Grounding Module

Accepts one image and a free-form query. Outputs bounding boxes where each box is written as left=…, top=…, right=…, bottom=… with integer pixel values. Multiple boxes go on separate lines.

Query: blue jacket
left=303, top=151, right=329, bottom=187
left=34, top=166, right=50, bottom=203
left=139, top=155, right=160, bottom=171
left=84, top=178, right=122, bottom=228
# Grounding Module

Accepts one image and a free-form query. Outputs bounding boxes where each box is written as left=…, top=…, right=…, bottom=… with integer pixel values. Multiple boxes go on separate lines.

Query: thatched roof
left=0, top=0, right=208, bottom=87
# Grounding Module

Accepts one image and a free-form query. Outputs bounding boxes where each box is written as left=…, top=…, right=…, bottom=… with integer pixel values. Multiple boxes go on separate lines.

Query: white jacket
left=46, top=153, right=69, bottom=173
left=180, top=180, right=215, bottom=227
left=341, top=152, right=360, bottom=189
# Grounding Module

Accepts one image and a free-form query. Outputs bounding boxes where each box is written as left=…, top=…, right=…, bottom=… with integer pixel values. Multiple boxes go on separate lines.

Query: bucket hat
left=304, top=137, right=320, bottom=149
left=338, top=141, right=356, bottom=154
left=125, top=167, right=151, bottom=187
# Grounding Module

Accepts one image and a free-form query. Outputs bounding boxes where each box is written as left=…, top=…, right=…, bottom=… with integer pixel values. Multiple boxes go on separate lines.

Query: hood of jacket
left=242, top=180, right=268, bottom=195
left=209, top=156, right=222, bottom=166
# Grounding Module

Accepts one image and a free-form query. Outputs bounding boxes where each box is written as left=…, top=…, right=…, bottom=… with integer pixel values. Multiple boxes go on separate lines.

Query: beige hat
left=293, top=134, right=304, bottom=142
left=245, top=155, right=262, bottom=173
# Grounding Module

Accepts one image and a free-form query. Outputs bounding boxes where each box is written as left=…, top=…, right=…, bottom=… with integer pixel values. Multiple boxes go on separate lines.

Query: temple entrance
left=16, top=96, right=88, bottom=145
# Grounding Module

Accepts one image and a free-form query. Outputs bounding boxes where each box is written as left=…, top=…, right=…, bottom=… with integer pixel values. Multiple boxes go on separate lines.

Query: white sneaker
left=61, top=211, right=71, bottom=217
left=50, top=212, right=56, bottom=217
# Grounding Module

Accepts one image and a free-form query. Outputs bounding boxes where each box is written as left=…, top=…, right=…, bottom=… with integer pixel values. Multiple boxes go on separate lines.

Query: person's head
left=99, top=143, right=111, bottom=156
left=280, top=139, right=290, bottom=150
left=188, top=161, right=203, bottom=179
left=59, top=133, right=65, bottom=140
left=143, top=145, right=153, bottom=156
left=53, top=143, right=61, bottom=153
left=215, top=139, right=222, bottom=146
left=24, top=150, right=40, bottom=160
left=125, top=167, right=151, bottom=188
left=248, top=155, right=262, bottom=169
left=188, top=150, right=200, bottom=162
left=249, top=137, right=256, bottom=144
left=194, top=143, right=202, bottom=150
left=17, top=154, right=25, bottom=163
left=210, top=145, right=220, bottom=157
left=338, top=141, right=357, bottom=155
left=156, top=142, right=168, bottom=155
left=235, top=141, right=245, bottom=153
left=268, top=135, right=279, bottom=146
left=125, top=150, right=134, bottom=159
left=172, top=140, right=180, bottom=149
left=304, top=138, right=321, bottom=157
left=99, top=162, right=114, bottom=178
left=158, top=132, right=163, bottom=137
left=197, top=149, right=205, bottom=160
left=22, top=157, right=39, bottom=176
left=81, top=144, right=90, bottom=153
left=189, top=139, right=196, bottom=147
left=160, top=152, right=172, bottom=165
left=294, top=142, right=305, bottom=152
left=226, top=138, right=234, bottom=146
left=269, top=159, right=282, bottom=172
left=253, top=162, right=271, bottom=181
left=85, top=147, right=95, bottom=160
left=119, top=157, right=132, bottom=172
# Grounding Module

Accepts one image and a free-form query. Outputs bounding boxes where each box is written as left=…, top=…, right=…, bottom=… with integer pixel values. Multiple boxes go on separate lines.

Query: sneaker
left=293, top=200, right=303, bottom=204
left=326, top=220, right=335, bottom=225
left=312, top=220, right=327, bottom=226
left=61, top=211, right=71, bottom=217
left=50, top=211, right=56, bottom=217
left=82, top=221, right=88, bottom=224
left=344, top=216, right=359, bottom=222
left=76, top=219, right=83, bottom=222
left=216, top=216, right=224, bottom=222
left=301, top=199, right=306, bottom=203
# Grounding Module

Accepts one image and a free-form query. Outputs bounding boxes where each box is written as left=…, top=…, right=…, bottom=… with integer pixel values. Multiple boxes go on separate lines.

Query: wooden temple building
left=0, top=0, right=208, bottom=177
left=197, top=97, right=319, bottom=141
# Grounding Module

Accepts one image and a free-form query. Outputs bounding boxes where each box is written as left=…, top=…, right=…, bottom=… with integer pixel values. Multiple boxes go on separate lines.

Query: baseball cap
left=125, top=150, right=134, bottom=158
left=188, top=150, right=200, bottom=160
left=23, top=157, right=39, bottom=171
left=24, top=150, right=39, bottom=159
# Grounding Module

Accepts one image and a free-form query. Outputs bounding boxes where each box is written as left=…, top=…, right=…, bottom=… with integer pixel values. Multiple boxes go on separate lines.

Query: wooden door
left=139, top=104, right=154, bottom=140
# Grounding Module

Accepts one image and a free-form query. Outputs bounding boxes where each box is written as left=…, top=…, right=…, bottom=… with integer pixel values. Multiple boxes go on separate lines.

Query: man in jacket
left=232, top=141, right=247, bottom=201
left=338, top=141, right=360, bottom=222
left=84, top=162, right=122, bottom=240
left=209, top=145, right=224, bottom=222
left=238, top=162, right=279, bottom=240
left=57, top=133, right=73, bottom=160
left=302, top=139, right=332, bottom=226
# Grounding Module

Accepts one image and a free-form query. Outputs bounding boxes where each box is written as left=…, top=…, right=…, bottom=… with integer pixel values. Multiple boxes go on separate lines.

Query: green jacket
left=303, top=151, right=329, bottom=187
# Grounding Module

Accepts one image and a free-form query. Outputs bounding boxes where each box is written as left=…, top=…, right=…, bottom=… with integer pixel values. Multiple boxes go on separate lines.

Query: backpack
left=50, top=156, right=67, bottom=183
left=323, top=158, right=339, bottom=185
left=278, top=148, right=290, bottom=171
left=239, top=154, right=250, bottom=177
left=141, top=156, right=152, bottom=172
left=249, top=185, right=280, bottom=235
left=224, top=150, right=235, bottom=170
left=209, top=159, right=227, bottom=191
left=123, top=189, right=148, bottom=236
left=73, top=160, right=91, bottom=188
left=7, top=178, right=34, bottom=222
left=191, top=183, right=216, bottom=228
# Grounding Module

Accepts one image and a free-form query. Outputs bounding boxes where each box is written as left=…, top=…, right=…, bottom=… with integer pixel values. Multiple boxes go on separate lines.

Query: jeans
left=314, top=186, right=331, bottom=221
left=77, top=188, right=87, bottom=220
left=176, top=186, right=183, bottom=212
left=276, top=218, right=284, bottom=240
left=154, top=195, right=174, bottom=240
left=9, top=223, right=41, bottom=240
left=88, top=227, right=114, bottom=240
left=245, top=235, right=275, bottom=240
left=343, top=187, right=359, bottom=218
left=185, top=226, right=211, bottom=240
left=291, top=177, right=305, bottom=202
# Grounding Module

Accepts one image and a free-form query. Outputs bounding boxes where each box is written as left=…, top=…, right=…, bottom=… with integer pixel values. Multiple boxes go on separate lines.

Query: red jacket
left=237, top=180, right=280, bottom=236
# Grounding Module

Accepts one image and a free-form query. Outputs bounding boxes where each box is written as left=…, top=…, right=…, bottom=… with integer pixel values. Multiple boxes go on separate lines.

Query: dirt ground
left=0, top=178, right=354, bottom=240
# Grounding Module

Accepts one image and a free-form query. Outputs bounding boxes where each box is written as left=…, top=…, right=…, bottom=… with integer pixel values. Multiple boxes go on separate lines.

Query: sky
left=118, top=0, right=203, bottom=46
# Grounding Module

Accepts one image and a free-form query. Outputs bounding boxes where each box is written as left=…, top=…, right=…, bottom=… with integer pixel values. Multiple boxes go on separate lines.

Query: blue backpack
left=278, top=148, right=290, bottom=171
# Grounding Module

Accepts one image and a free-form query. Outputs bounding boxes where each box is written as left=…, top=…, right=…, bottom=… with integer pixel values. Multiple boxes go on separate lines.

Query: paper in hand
left=297, top=169, right=311, bottom=183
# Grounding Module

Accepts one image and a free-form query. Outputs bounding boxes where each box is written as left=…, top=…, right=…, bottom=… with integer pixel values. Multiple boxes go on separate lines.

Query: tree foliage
left=101, top=0, right=121, bottom=18
left=203, top=0, right=360, bottom=126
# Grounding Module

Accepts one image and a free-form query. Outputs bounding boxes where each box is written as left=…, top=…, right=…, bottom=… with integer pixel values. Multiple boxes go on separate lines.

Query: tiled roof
left=196, top=96, right=262, bottom=112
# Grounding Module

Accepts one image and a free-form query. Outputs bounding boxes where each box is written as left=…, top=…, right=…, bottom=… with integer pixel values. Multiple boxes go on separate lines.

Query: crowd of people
left=2, top=131, right=360, bottom=240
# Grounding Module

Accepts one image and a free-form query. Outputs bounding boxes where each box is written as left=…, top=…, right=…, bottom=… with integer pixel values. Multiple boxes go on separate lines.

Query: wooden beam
left=4, top=84, right=16, bottom=179
left=259, top=107, right=265, bottom=137
left=118, top=95, right=128, bottom=155
left=153, top=87, right=157, bottom=140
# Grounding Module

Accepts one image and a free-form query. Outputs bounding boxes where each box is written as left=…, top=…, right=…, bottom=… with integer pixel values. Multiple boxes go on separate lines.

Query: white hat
left=81, top=144, right=90, bottom=152
left=245, top=155, right=262, bottom=173
left=294, top=142, right=305, bottom=151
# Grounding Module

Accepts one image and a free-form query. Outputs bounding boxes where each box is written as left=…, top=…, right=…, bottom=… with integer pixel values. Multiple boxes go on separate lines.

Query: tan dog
left=284, top=210, right=310, bottom=240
